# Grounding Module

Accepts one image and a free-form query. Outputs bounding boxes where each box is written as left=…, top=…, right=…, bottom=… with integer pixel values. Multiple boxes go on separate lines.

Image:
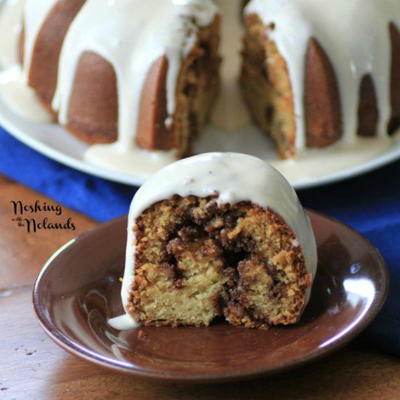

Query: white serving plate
left=1, top=89, right=400, bottom=190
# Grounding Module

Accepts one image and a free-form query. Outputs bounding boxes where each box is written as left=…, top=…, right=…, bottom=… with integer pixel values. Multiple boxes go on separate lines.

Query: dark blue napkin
left=1, top=127, right=398, bottom=356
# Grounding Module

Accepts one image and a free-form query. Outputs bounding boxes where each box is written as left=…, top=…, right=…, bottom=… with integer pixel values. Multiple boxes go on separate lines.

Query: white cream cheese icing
left=0, top=0, right=25, bottom=68
left=245, top=0, right=400, bottom=151
left=109, top=152, right=317, bottom=330
left=0, top=65, right=53, bottom=123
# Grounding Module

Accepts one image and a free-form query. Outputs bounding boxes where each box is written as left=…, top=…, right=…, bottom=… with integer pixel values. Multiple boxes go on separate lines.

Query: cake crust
left=358, top=75, right=378, bottom=138
left=66, top=51, right=119, bottom=144
left=26, top=0, right=86, bottom=114
left=305, top=38, right=342, bottom=147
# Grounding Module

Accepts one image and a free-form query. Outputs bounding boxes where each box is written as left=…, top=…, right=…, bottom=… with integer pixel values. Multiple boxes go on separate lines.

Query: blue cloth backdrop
left=0, top=127, right=398, bottom=356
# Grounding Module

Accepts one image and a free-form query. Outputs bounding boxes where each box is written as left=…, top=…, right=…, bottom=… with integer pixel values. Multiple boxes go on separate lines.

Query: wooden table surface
left=0, top=175, right=399, bottom=400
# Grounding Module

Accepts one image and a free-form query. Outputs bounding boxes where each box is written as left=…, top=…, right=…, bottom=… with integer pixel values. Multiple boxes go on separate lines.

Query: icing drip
left=0, top=0, right=25, bottom=68
left=51, top=0, right=218, bottom=151
left=0, top=65, right=52, bottom=122
left=112, top=152, right=317, bottom=329
left=246, top=0, right=400, bottom=150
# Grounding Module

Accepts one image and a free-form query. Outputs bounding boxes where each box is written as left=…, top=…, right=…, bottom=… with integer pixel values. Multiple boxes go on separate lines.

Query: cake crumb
left=137, top=330, right=148, bottom=341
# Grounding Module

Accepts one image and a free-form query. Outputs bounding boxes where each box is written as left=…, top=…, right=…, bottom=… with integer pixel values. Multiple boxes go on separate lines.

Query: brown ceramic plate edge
left=32, top=211, right=390, bottom=384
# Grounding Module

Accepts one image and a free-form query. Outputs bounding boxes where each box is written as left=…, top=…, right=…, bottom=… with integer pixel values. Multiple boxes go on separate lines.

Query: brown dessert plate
left=32, top=210, right=389, bottom=383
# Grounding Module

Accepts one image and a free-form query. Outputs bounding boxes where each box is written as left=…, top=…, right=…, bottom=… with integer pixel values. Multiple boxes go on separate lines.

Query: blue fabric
left=0, top=129, right=136, bottom=222
left=1, top=127, right=399, bottom=355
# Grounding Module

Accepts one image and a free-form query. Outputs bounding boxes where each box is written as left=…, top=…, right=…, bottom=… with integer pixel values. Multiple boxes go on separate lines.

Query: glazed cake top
left=127, top=152, right=317, bottom=277
left=246, top=0, right=400, bottom=150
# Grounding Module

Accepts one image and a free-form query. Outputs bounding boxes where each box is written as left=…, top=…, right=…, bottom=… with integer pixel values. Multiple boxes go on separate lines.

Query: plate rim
left=32, top=211, right=390, bottom=383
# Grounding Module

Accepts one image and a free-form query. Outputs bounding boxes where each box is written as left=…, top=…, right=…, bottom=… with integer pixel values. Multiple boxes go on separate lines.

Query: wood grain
left=0, top=176, right=399, bottom=400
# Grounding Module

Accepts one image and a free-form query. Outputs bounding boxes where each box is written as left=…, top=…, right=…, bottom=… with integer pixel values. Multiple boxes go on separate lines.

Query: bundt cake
left=2, top=0, right=400, bottom=163
left=109, top=153, right=317, bottom=329
left=21, top=0, right=221, bottom=157
left=242, top=0, right=400, bottom=158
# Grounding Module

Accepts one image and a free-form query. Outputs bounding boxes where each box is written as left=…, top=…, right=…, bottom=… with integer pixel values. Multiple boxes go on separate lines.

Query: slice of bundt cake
left=111, top=153, right=317, bottom=329
left=21, top=0, right=221, bottom=157
left=242, top=0, right=400, bottom=158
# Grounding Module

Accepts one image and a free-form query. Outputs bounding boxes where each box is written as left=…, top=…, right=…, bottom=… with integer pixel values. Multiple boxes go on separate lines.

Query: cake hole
left=266, top=105, right=275, bottom=124
left=261, top=65, right=268, bottom=80
left=223, top=249, right=250, bottom=269
left=271, top=278, right=284, bottom=299
left=388, top=116, right=400, bottom=135
left=177, top=224, right=205, bottom=241
left=162, top=253, right=184, bottom=289
left=190, top=42, right=210, bottom=73
left=183, top=83, right=197, bottom=97
left=199, top=42, right=211, bottom=58
left=189, top=111, right=198, bottom=132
